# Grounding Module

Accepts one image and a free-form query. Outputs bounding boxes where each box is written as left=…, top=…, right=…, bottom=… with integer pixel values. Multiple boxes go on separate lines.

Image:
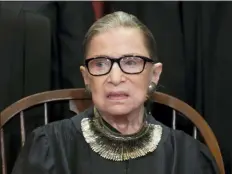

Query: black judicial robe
left=11, top=108, right=219, bottom=174
left=21, top=1, right=95, bottom=89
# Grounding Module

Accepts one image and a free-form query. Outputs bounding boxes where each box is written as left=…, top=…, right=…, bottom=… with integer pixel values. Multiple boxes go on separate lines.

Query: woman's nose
left=108, top=63, right=124, bottom=85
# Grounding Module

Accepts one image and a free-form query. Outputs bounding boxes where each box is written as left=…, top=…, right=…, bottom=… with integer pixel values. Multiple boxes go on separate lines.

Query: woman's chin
left=104, top=105, right=133, bottom=116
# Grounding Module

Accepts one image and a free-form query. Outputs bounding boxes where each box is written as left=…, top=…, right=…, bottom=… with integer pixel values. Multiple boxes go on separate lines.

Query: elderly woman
left=12, top=11, right=219, bottom=174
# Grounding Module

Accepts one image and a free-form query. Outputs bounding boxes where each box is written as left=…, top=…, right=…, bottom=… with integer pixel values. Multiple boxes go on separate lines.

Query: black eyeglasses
left=85, top=55, right=154, bottom=76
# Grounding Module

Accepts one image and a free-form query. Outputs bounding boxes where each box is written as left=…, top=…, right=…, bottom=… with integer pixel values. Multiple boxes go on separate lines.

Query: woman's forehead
left=86, top=27, right=150, bottom=59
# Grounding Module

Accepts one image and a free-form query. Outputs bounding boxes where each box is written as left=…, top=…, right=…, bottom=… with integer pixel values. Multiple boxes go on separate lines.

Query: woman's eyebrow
left=87, top=53, right=145, bottom=59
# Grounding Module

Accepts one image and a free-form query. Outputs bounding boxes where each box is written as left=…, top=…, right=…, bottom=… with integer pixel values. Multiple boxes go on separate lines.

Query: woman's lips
left=107, top=92, right=129, bottom=100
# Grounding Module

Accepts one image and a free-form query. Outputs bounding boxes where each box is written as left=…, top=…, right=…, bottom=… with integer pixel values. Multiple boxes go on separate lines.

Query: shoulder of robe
left=168, top=129, right=219, bottom=173
left=169, top=128, right=207, bottom=150
left=30, top=107, right=92, bottom=144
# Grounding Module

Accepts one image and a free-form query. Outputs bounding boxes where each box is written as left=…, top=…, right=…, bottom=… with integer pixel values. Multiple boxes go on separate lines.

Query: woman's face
left=81, top=27, right=162, bottom=116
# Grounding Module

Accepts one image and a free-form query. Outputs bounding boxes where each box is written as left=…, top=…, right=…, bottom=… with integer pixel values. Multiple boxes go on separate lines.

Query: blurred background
left=0, top=1, right=232, bottom=173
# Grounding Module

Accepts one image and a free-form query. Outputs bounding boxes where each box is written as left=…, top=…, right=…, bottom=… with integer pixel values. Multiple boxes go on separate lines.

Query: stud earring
left=146, top=82, right=157, bottom=99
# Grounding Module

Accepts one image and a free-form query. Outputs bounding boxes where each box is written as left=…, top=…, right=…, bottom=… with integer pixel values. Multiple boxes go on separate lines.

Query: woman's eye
left=95, top=62, right=105, bottom=67
left=125, top=60, right=137, bottom=65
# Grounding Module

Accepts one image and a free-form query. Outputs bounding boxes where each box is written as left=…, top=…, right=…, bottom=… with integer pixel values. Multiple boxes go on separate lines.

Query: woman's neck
left=100, top=107, right=145, bottom=135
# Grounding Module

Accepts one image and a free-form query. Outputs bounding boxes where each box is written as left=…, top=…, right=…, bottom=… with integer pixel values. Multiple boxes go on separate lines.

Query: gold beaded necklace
left=81, top=107, right=163, bottom=161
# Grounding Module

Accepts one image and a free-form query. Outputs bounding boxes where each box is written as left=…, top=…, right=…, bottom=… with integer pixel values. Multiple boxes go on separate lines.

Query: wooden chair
left=0, top=88, right=225, bottom=174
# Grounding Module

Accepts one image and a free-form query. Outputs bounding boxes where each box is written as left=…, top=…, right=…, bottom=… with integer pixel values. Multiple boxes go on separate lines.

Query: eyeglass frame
left=84, top=55, right=155, bottom=76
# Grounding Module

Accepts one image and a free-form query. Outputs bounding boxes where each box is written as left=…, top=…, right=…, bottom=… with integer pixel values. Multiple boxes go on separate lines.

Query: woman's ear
left=152, top=63, right=162, bottom=84
left=80, top=66, right=89, bottom=85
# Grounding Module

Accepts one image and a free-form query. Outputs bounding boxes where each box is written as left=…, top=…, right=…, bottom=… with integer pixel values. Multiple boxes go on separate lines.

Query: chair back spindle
left=172, top=110, right=176, bottom=130
left=44, top=103, right=48, bottom=125
left=20, top=111, right=25, bottom=146
left=1, top=128, right=6, bottom=174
